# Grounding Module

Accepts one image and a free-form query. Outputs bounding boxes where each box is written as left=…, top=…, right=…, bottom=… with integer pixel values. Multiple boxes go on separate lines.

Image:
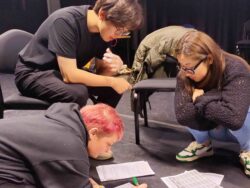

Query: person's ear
left=88, top=128, right=99, bottom=140
left=98, top=9, right=106, bottom=21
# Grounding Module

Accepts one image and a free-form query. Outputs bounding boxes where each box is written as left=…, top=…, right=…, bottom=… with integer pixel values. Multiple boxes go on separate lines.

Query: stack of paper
left=96, top=161, right=155, bottom=182
left=161, top=170, right=224, bottom=188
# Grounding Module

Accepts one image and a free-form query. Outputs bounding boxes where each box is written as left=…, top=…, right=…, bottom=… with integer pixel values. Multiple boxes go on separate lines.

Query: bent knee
left=69, top=85, right=89, bottom=107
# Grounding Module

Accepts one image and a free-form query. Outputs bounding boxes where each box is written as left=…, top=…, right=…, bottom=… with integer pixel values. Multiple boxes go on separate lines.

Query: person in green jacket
left=130, top=26, right=196, bottom=84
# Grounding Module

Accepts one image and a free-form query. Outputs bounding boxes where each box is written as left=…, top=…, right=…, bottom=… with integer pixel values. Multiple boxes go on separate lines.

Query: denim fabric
left=188, top=107, right=250, bottom=151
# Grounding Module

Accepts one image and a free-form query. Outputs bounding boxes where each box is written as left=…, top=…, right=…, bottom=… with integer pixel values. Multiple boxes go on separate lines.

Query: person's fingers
left=102, top=57, right=112, bottom=63
left=106, top=48, right=112, bottom=53
left=103, top=52, right=114, bottom=58
left=89, top=178, right=98, bottom=185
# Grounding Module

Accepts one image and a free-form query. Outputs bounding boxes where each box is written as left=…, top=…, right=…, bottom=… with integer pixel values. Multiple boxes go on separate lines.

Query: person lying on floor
left=174, top=30, right=250, bottom=176
left=0, top=102, right=147, bottom=188
left=129, top=25, right=196, bottom=84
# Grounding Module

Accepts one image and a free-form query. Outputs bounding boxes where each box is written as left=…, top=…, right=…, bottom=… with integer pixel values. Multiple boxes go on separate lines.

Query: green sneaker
left=239, top=151, right=250, bottom=177
left=176, top=141, right=214, bottom=162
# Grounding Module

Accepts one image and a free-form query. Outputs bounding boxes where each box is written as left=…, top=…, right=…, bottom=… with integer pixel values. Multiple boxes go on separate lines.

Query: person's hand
left=102, top=48, right=123, bottom=75
left=89, top=178, right=104, bottom=188
left=110, top=77, right=132, bottom=94
left=192, top=89, right=204, bottom=102
left=133, top=183, right=148, bottom=188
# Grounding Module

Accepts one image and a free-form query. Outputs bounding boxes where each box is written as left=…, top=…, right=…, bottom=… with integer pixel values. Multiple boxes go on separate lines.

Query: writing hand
left=89, top=178, right=104, bottom=188
left=133, top=183, right=148, bottom=188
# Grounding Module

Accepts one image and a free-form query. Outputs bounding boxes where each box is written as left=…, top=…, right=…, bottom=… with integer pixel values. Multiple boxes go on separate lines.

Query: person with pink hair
left=0, top=102, right=147, bottom=188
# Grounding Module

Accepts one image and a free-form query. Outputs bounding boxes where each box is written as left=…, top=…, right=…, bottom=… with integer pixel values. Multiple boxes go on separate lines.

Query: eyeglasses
left=114, top=27, right=130, bottom=36
left=177, top=57, right=207, bottom=75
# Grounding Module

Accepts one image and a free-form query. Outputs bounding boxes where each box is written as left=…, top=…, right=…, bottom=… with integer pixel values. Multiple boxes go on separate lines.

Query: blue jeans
left=188, top=107, right=250, bottom=151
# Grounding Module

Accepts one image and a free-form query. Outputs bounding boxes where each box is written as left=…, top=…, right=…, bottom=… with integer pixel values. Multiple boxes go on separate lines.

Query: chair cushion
left=0, top=73, right=50, bottom=110
left=4, top=93, right=50, bottom=110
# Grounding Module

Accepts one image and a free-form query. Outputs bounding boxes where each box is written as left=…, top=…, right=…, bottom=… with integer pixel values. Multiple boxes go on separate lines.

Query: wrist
left=106, top=76, right=115, bottom=87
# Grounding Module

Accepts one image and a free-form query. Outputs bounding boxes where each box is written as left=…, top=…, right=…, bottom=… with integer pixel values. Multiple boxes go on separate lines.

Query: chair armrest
left=132, top=78, right=177, bottom=92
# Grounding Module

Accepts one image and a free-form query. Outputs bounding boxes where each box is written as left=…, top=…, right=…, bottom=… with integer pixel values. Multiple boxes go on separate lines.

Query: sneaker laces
left=240, top=151, right=250, bottom=159
left=185, top=142, right=203, bottom=152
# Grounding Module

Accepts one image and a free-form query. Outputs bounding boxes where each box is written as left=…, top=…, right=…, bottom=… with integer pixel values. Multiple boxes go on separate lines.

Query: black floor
left=4, top=91, right=250, bottom=188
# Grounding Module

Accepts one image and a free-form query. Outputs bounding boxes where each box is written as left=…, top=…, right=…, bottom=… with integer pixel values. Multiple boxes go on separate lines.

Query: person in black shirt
left=15, top=0, right=143, bottom=108
left=0, top=102, right=147, bottom=188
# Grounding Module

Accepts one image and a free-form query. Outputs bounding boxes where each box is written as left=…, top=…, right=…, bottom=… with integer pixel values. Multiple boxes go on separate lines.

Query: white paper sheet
left=96, top=161, right=155, bottom=182
left=114, top=182, right=134, bottom=188
left=161, top=170, right=224, bottom=188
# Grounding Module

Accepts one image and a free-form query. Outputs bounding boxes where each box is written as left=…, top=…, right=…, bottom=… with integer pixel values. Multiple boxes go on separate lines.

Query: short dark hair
left=93, top=0, right=144, bottom=30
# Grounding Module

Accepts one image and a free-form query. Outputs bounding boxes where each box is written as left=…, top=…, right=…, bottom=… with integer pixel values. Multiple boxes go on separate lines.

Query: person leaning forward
left=0, top=102, right=147, bottom=188
left=15, top=0, right=143, bottom=108
left=174, top=30, right=250, bottom=177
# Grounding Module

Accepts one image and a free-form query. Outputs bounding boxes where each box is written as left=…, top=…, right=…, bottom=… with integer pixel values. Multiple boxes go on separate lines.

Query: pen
left=132, top=177, right=139, bottom=186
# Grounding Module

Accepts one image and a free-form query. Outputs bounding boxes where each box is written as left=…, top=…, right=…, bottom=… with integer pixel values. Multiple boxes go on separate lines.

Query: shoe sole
left=240, top=157, right=250, bottom=177
left=176, top=150, right=214, bottom=162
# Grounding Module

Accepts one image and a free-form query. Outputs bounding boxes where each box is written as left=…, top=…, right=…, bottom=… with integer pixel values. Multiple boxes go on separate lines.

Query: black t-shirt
left=19, top=5, right=108, bottom=70
left=0, top=103, right=91, bottom=188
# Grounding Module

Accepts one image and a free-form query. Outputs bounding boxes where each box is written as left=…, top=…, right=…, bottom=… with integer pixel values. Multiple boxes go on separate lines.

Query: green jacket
left=130, top=26, right=196, bottom=84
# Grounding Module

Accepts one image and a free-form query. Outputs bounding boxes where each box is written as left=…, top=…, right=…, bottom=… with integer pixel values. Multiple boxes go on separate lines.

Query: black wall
left=0, top=0, right=47, bottom=33
left=138, top=0, right=250, bottom=53
left=0, top=0, right=250, bottom=65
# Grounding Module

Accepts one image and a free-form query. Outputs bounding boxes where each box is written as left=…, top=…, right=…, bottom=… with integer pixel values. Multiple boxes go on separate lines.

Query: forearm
left=194, top=76, right=250, bottom=130
left=175, top=81, right=216, bottom=130
left=57, top=56, right=114, bottom=87
left=195, top=90, right=250, bottom=130
left=65, top=68, right=113, bottom=87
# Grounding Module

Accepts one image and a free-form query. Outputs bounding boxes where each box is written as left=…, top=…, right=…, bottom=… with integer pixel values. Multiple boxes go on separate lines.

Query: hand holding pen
left=132, top=177, right=148, bottom=188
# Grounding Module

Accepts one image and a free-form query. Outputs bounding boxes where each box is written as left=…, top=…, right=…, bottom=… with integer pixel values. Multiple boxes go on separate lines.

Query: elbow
left=61, top=73, right=73, bottom=83
left=176, top=114, right=190, bottom=126
left=227, top=119, right=244, bottom=131
left=175, top=107, right=191, bottom=126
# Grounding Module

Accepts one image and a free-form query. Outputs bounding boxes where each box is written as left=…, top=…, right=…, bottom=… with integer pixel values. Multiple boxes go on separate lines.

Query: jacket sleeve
left=144, top=38, right=173, bottom=69
left=132, top=42, right=149, bottom=72
left=34, top=160, right=92, bottom=188
left=194, top=71, right=250, bottom=130
left=174, top=77, right=217, bottom=130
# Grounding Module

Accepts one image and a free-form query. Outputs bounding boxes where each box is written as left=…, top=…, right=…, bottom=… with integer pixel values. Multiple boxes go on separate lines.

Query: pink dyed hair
left=80, top=103, right=124, bottom=140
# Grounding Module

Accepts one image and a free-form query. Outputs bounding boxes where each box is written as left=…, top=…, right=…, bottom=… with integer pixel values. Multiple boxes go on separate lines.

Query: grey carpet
left=2, top=88, right=250, bottom=187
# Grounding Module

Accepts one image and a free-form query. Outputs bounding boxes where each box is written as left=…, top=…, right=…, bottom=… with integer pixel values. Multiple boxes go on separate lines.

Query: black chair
left=0, top=29, right=50, bottom=118
left=132, top=78, right=176, bottom=145
left=236, top=20, right=250, bottom=64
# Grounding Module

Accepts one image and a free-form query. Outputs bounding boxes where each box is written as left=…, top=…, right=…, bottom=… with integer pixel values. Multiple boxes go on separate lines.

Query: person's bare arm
left=57, top=55, right=131, bottom=94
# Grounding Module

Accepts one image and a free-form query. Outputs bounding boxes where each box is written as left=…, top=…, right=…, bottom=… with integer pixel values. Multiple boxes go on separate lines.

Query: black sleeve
left=34, top=160, right=91, bottom=188
left=48, top=18, right=77, bottom=59
left=194, top=71, right=250, bottom=130
left=174, top=77, right=217, bottom=130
